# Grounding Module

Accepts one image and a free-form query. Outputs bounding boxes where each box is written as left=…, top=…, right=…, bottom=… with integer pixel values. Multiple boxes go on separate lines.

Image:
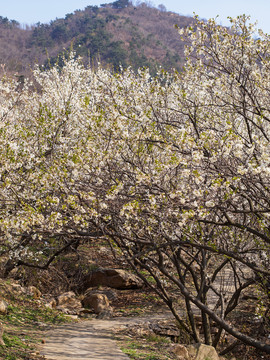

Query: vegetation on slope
left=0, top=0, right=192, bottom=76
left=0, top=279, right=72, bottom=360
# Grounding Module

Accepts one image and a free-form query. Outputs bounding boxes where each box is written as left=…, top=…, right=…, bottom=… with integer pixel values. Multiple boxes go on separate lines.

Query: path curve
left=40, top=314, right=171, bottom=360
left=40, top=267, right=241, bottom=360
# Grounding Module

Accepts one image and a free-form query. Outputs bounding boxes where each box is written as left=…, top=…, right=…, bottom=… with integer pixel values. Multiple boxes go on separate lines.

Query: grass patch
left=0, top=283, right=75, bottom=360
left=119, top=337, right=173, bottom=360
left=145, top=334, right=171, bottom=344
left=5, top=304, right=68, bottom=327
left=1, top=332, right=37, bottom=360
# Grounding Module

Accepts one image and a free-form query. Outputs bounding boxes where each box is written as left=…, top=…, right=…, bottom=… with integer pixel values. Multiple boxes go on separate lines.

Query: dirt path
left=40, top=314, right=171, bottom=360
left=40, top=267, right=243, bottom=360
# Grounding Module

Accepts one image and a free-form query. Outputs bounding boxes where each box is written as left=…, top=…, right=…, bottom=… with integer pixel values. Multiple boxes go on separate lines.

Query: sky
left=1, top=0, right=269, bottom=34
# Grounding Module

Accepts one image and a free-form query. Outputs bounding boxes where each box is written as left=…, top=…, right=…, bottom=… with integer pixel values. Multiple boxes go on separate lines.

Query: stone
left=9, top=283, right=26, bottom=295
left=82, top=293, right=111, bottom=315
left=84, top=287, right=117, bottom=302
left=172, top=343, right=220, bottom=360
left=56, top=291, right=82, bottom=315
left=45, top=298, right=57, bottom=309
left=0, top=300, right=8, bottom=315
left=57, top=291, right=81, bottom=307
left=150, top=319, right=180, bottom=339
left=0, top=322, right=4, bottom=346
left=27, top=286, right=41, bottom=299
left=83, top=269, right=143, bottom=290
left=172, top=344, right=190, bottom=360
left=187, top=343, right=220, bottom=360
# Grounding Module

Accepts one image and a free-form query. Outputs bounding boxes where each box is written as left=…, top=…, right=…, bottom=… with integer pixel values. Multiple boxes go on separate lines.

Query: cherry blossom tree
left=0, top=15, right=270, bottom=355
left=92, top=15, right=270, bottom=353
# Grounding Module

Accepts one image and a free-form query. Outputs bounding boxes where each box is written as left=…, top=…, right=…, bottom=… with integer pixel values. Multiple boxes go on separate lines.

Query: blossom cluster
left=0, top=17, right=269, bottom=275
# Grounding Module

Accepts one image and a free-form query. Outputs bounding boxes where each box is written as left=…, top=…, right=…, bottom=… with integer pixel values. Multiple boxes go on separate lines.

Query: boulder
left=27, top=286, right=41, bottom=299
left=187, top=343, right=220, bottom=360
left=82, top=293, right=111, bottom=315
left=83, top=269, right=143, bottom=290
left=84, top=287, right=117, bottom=302
left=0, top=300, right=8, bottom=315
left=172, top=343, right=220, bottom=360
left=57, top=291, right=80, bottom=307
left=56, top=291, right=82, bottom=315
left=172, top=344, right=190, bottom=360
left=44, top=298, right=57, bottom=309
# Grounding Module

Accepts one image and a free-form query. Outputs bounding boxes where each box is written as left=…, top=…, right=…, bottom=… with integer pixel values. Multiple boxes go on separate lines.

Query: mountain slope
left=0, top=1, right=193, bottom=75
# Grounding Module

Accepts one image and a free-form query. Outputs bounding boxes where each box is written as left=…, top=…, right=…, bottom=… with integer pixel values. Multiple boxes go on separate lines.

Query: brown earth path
left=40, top=314, right=171, bottom=360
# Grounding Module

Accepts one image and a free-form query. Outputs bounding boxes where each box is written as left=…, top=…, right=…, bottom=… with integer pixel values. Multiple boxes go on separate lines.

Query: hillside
left=0, top=0, right=193, bottom=76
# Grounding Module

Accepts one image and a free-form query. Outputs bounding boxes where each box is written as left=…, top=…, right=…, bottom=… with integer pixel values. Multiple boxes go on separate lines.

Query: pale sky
left=0, top=0, right=269, bottom=34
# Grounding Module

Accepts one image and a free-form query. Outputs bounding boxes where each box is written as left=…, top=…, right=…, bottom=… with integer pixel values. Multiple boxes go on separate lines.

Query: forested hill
left=0, top=0, right=193, bottom=76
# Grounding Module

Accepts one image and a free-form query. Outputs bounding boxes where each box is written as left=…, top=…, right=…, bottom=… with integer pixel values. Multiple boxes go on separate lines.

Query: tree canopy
left=0, top=15, right=270, bottom=355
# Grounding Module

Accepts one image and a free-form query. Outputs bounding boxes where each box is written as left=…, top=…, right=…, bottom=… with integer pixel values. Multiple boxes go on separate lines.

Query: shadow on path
left=41, top=314, right=172, bottom=360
